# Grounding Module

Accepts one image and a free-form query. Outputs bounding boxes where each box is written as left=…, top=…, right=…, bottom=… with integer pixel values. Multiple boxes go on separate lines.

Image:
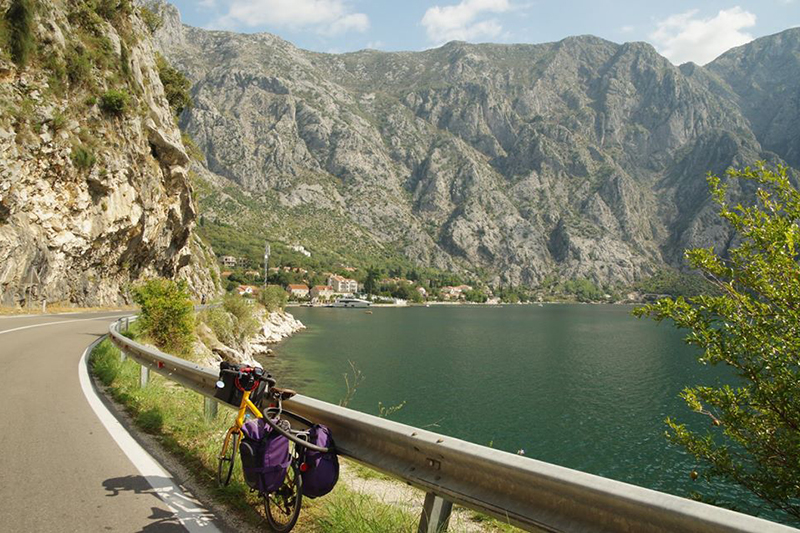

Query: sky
left=171, top=0, right=800, bottom=65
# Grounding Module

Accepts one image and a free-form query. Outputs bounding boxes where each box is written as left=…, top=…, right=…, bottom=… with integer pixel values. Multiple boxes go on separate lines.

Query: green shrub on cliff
left=140, top=6, right=162, bottom=33
left=99, top=89, right=129, bottom=115
left=5, top=0, right=35, bottom=67
left=71, top=145, right=96, bottom=169
left=156, top=53, right=191, bottom=116
left=222, top=293, right=260, bottom=341
left=132, top=278, right=195, bottom=356
left=257, top=286, right=288, bottom=313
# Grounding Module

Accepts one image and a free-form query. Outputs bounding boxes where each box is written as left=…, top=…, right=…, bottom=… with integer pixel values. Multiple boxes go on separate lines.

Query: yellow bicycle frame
left=221, top=388, right=267, bottom=455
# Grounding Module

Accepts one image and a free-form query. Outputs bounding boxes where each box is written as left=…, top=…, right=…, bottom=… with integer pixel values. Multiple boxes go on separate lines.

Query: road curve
left=0, top=312, right=221, bottom=532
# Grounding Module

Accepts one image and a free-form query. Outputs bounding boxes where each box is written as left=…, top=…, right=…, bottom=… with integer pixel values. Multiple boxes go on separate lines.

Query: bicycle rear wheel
left=264, top=463, right=303, bottom=532
left=217, top=429, right=239, bottom=487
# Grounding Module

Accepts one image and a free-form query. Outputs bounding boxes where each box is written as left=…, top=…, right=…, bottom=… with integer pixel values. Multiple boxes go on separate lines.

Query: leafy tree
left=635, top=164, right=800, bottom=523
left=132, top=278, right=194, bottom=356
left=258, top=286, right=288, bottom=313
left=463, top=289, right=488, bottom=303
left=364, top=266, right=381, bottom=295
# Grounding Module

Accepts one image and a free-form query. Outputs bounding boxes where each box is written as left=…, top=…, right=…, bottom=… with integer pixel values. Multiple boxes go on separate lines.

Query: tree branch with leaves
left=635, top=163, right=800, bottom=524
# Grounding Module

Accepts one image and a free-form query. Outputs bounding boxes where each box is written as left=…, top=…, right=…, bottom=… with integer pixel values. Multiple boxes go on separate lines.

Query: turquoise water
left=270, top=304, right=764, bottom=516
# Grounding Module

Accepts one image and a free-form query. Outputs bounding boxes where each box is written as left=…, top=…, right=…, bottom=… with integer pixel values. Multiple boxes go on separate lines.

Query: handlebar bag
left=239, top=418, right=290, bottom=493
left=300, top=425, right=339, bottom=498
left=214, top=362, right=268, bottom=407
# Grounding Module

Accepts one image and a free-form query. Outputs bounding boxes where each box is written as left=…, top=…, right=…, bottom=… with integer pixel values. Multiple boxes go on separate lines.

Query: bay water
left=268, top=304, right=761, bottom=515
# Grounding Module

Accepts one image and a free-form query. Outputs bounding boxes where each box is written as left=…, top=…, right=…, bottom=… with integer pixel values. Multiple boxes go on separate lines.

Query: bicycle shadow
left=102, top=475, right=217, bottom=532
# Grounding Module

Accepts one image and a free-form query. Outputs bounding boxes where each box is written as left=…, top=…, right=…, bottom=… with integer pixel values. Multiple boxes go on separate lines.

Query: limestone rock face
left=0, top=1, right=218, bottom=305
left=152, top=1, right=800, bottom=286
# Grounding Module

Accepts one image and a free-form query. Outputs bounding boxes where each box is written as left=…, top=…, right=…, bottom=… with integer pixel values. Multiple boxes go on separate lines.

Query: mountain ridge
left=149, top=1, right=800, bottom=288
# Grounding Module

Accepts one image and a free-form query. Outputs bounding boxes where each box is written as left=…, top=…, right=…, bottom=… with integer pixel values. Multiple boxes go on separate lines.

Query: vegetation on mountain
left=132, top=278, right=195, bottom=356
left=155, top=1, right=800, bottom=292
left=635, top=164, right=800, bottom=523
left=257, top=285, right=288, bottom=312
left=5, top=0, right=35, bottom=66
left=156, top=52, right=191, bottom=116
left=99, top=88, right=129, bottom=115
left=0, top=0, right=219, bottom=305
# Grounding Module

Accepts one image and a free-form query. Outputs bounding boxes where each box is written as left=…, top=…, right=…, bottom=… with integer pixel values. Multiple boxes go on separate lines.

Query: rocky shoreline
left=194, top=309, right=305, bottom=368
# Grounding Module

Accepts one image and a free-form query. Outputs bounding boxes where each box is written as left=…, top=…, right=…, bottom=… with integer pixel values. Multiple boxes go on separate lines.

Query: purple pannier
left=239, top=418, right=290, bottom=493
left=301, top=425, right=339, bottom=498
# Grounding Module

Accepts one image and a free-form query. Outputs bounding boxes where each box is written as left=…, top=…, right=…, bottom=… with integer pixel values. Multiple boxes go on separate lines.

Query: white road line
left=0, top=315, right=124, bottom=335
left=79, top=337, right=222, bottom=533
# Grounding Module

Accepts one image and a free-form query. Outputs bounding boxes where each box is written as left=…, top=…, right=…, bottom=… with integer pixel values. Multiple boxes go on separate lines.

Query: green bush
left=140, top=5, right=162, bottom=33
left=222, top=293, right=260, bottom=341
left=5, top=0, right=35, bottom=67
left=66, top=46, right=92, bottom=85
left=99, top=89, right=129, bottom=115
left=257, top=286, right=288, bottom=313
left=120, top=41, right=131, bottom=79
left=156, top=53, right=191, bottom=116
left=199, top=306, right=236, bottom=347
left=50, top=111, right=67, bottom=132
left=132, top=278, right=195, bottom=356
left=71, top=145, right=96, bottom=169
left=67, top=1, right=104, bottom=35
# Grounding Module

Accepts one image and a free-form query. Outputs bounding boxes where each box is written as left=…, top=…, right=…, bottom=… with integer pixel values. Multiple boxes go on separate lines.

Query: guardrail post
left=140, top=365, right=149, bottom=388
left=417, top=492, right=452, bottom=533
left=204, top=397, right=218, bottom=421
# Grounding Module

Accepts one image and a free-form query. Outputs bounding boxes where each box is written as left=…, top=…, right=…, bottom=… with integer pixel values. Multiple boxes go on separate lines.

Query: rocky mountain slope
left=0, top=0, right=218, bottom=305
left=152, top=1, right=799, bottom=288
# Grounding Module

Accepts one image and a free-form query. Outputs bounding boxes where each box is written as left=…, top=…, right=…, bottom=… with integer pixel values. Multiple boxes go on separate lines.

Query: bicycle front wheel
left=264, top=463, right=303, bottom=532
left=217, top=429, right=239, bottom=487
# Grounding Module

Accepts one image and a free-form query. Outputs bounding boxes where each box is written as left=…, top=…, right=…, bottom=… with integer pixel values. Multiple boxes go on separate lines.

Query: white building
left=287, top=284, right=310, bottom=299
left=327, top=275, right=358, bottom=294
left=291, top=245, right=312, bottom=257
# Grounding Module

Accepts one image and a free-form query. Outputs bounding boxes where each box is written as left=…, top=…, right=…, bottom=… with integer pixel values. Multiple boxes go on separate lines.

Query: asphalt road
left=0, top=312, right=217, bottom=532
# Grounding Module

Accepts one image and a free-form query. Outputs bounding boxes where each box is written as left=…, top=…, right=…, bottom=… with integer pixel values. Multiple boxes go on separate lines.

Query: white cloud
left=214, top=0, right=369, bottom=35
left=421, top=0, right=512, bottom=44
left=650, top=7, right=756, bottom=65
left=620, top=25, right=634, bottom=33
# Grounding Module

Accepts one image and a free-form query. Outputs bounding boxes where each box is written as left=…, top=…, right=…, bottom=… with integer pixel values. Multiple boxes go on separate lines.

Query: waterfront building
left=287, top=284, right=310, bottom=299
left=327, top=275, right=358, bottom=294
left=311, top=285, right=335, bottom=301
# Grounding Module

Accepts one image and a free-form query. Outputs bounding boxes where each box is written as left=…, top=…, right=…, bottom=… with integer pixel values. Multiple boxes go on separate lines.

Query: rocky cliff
left=151, top=1, right=800, bottom=288
left=0, top=0, right=218, bottom=305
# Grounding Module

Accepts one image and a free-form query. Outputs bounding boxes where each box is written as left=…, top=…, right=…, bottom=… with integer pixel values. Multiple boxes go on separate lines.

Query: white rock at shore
left=194, top=310, right=305, bottom=368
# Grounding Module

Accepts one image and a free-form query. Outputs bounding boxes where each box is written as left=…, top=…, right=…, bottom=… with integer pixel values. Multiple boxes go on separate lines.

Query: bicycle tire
left=264, top=463, right=303, bottom=532
left=217, top=429, right=239, bottom=487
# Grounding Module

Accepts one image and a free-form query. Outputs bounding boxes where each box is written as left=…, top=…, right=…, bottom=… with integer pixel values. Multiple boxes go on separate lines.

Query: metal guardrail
left=107, top=318, right=798, bottom=533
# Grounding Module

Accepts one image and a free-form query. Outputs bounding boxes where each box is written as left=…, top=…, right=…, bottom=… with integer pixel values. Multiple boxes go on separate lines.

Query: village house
left=237, top=285, right=259, bottom=296
left=311, top=285, right=335, bottom=301
left=441, top=285, right=473, bottom=300
left=327, top=274, right=358, bottom=294
left=220, top=255, right=237, bottom=268
left=287, top=284, right=310, bottom=299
